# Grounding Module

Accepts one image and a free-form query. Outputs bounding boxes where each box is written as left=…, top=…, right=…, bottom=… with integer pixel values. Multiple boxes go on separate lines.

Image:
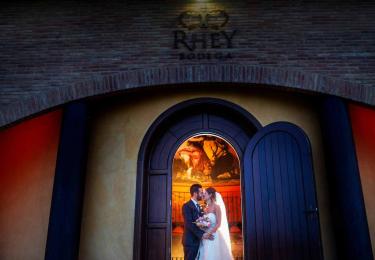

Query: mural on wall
left=172, top=134, right=240, bottom=185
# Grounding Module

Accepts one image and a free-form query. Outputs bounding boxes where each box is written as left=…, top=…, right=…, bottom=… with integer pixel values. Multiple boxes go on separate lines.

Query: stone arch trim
left=1, top=64, right=372, bottom=128
left=133, top=97, right=262, bottom=260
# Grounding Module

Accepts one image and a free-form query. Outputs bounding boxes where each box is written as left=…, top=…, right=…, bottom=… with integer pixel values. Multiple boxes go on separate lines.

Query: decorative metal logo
left=172, top=9, right=236, bottom=61
left=178, top=10, right=229, bottom=30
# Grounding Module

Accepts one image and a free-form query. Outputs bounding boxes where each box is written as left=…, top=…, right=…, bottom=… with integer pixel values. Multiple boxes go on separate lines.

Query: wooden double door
left=135, top=99, right=323, bottom=260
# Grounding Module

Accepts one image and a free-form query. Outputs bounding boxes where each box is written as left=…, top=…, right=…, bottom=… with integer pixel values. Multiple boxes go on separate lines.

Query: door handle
left=304, top=207, right=318, bottom=214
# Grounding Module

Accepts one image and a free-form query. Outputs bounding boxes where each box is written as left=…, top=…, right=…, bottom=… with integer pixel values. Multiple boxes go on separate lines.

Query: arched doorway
left=134, top=98, right=323, bottom=260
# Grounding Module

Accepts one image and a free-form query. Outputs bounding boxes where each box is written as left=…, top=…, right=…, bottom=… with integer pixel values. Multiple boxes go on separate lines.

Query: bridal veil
left=216, top=192, right=232, bottom=254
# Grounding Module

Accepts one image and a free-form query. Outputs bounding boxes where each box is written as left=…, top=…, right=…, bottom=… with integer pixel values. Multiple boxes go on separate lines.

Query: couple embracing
left=182, top=183, right=233, bottom=260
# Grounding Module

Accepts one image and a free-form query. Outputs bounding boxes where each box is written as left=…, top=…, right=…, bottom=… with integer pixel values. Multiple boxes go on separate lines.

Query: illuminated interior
left=172, top=134, right=243, bottom=259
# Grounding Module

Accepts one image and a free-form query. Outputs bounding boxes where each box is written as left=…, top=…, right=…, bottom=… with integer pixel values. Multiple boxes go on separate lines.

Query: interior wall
left=0, top=110, right=62, bottom=260
left=349, top=103, right=375, bottom=253
left=79, top=87, right=336, bottom=260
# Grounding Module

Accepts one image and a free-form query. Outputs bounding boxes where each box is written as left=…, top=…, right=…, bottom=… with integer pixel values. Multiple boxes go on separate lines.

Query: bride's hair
left=206, top=187, right=216, bottom=201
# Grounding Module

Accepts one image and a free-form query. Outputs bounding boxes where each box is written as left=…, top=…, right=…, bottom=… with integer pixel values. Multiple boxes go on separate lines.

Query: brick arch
left=0, top=64, right=371, bottom=128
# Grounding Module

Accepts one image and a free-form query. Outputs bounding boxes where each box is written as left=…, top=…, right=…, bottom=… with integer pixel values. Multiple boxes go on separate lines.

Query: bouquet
left=193, top=215, right=211, bottom=231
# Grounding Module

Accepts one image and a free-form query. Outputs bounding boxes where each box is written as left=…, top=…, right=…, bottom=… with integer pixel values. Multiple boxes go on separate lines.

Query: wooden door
left=244, top=122, right=323, bottom=260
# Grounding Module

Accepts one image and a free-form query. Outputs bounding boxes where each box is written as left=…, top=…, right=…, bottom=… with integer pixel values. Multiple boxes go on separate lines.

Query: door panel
left=148, top=175, right=168, bottom=223
left=146, top=229, right=166, bottom=260
left=244, top=122, right=323, bottom=260
left=209, top=114, right=243, bottom=137
left=169, top=114, right=204, bottom=137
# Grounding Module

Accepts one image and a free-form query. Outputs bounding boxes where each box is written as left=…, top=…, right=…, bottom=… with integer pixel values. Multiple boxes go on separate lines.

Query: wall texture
left=1, top=0, right=375, bottom=126
left=349, top=103, right=375, bottom=253
left=79, top=87, right=336, bottom=260
left=0, top=109, right=62, bottom=260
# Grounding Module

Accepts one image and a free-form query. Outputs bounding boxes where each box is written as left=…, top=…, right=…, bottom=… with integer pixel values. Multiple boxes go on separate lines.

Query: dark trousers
left=184, top=245, right=199, bottom=260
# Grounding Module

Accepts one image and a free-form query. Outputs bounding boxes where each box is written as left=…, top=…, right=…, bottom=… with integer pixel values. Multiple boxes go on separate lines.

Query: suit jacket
left=182, top=200, right=205, bottom=247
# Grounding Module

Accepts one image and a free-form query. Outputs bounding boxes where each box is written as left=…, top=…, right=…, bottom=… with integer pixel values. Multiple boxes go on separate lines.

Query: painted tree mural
left=173, top=135, right=240, bottom=185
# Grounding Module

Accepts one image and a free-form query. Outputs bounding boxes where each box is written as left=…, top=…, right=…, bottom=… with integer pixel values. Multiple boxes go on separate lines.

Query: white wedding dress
left=197, top=193, right=233, bottom=260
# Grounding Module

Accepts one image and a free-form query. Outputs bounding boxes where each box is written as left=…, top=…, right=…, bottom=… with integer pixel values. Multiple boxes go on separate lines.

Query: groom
left=182, top=184, right=213, bottom=260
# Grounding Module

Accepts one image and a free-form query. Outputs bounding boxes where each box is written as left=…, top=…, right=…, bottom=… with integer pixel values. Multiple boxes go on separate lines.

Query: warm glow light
left=172, top=134, right=243, bottom=259
left=349, top=103, right=375, bottom=246
left=182, top=1, right=224, bottom=13
left=0, top=110, right=62, bottom=259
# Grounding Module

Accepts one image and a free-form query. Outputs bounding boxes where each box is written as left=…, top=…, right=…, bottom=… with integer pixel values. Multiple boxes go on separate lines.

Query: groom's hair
left=190, top=184, right=202, bottom=196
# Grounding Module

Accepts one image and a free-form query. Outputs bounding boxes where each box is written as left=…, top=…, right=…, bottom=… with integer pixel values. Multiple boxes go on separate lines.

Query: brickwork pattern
left=0, top=0, right=375, bottom=126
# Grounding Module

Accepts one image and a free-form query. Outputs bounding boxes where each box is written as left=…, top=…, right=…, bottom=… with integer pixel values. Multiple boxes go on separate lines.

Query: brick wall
left=0, top=0, right=375, bottom=126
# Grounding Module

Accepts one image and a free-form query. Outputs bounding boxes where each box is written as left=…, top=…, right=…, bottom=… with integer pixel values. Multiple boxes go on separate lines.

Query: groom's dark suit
left=182, top=200, right=205, bottom=260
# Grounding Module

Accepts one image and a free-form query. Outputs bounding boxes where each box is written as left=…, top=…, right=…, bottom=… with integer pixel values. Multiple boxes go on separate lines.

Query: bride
left=197, top=187, right=233, bottom=260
